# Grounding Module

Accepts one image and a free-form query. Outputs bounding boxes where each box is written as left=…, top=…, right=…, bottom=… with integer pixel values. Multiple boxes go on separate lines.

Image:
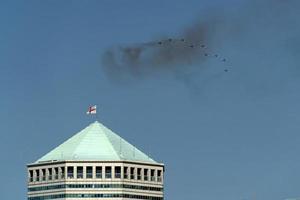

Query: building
left=27, top=121, right=164, bottom=200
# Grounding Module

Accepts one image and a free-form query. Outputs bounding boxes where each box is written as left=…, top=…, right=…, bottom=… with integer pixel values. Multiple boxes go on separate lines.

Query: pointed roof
left=36, top=121, right=157, bottom=164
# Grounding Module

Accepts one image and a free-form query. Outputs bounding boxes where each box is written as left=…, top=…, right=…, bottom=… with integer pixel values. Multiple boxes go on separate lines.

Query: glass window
left=124, top=167, right=128, bottom=179
left=42, top=169, right=46, bottom=181
left=48, top=168, right=52, bottom=180
left=67, top=167, right=74, bottom=179
left=54, top=168, right=58, bottom=180
left=96, top=167, right=102, bottom=178
left=157, top=170, right=162, bottom=182
left=60, top=167, right=65, bottom=179
left=151, top=169, right=155, bottom=181
left=115, top=166, right=121, bottom=178
left=29, top=170, right=33, bottom=182
left=77, top=167, right=83, bottom=179
left=130, top=167, right=135, bottom=180
left=137, top=168, right=141, bottom=180
left=86, top=166, right=93, bottom=179
left=105, top=167, right=111, bottom=178
left=144, top=169, right=148, bottom=181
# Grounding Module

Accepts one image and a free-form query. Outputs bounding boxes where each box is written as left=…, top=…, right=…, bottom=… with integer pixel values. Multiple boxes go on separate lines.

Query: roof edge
left=27, top=160, right=165, bottom=168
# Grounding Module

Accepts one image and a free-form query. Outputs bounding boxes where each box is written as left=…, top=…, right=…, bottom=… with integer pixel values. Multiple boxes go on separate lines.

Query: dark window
left=60, top=167, right=65, bottom=179
left=42, top=169, right=46, bottom=181
left=48, top=168, right=52, bottom=180
left=137, top=168, right=142, bottom=180
left=54, top=168, right=58, bottom=180
left=151, top=169, right=155, bottom=181
left=130, top=167, right=135, bottom=179
left=144, top=169, right=148, bottom=181
left=29, top=170, right=33, bottom=182
left=157, top=170, right=162, bottom=182
left=105, top=167, right=111, bottom=178
left=86, top=167, right=93, bottom=179
left=96, top=167, right=102, bottom=178
left=77, top=167, right=83, bottom=179
left=124, top=167, right=128, bottom=179
left=67, top=167, right=74, bottom=178
left=115, top=166, right=121, bottom=178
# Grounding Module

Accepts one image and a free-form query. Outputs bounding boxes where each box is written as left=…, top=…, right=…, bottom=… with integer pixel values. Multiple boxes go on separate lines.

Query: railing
left=86, top=173, right=93, bottom=179
left=105, top=173, right=111, bottom=179
left=67, top=173, right=74, bottom=179
left=96, top=173, right=102, bottom=178
left=115, top=173, right=121, bottom=178
left=77, top=173, right=83, bottom=179
left=157, top=177, right=162, bottom=182
left=130, top=174, right=135, bottom=179
left=151, top=176, right=155, bottom=181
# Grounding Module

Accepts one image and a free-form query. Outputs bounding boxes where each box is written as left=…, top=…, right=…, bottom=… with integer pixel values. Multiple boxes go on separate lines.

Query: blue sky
left=1, top=0, right=300, bottom=199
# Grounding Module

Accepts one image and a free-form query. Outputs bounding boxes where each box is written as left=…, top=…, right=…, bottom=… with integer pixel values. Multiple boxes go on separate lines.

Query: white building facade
left=27, top=121, right=164, bottom=200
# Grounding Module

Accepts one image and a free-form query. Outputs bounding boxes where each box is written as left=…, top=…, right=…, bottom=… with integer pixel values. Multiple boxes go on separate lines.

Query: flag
left=86, top=105, right=97, bottom=114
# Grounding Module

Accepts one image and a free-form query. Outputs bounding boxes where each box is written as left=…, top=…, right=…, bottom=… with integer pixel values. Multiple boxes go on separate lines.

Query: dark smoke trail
left=101, top=0, right=300, bottom=90
left=101, top=19, right=221, bottom=81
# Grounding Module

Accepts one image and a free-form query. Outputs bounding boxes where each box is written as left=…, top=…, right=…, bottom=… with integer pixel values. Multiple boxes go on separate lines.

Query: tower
left=27, top=121, right=164, bottom=200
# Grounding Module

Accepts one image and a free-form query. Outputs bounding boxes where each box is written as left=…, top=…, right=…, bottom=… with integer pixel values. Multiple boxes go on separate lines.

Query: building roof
left=35, top=121, right=157, bottom=164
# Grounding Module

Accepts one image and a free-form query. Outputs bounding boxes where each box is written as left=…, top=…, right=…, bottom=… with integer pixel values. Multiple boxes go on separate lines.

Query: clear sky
left=1, top=0, right=300, bottom=199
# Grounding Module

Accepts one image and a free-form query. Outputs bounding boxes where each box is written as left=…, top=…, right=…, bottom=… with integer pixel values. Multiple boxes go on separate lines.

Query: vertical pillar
left=120, top=166, right=124, bottom=180
left=92, top=166, right=96, bottom=179
left=83, top=166, right=86, bottom=179
left=111, top=166, right=115, bottom=179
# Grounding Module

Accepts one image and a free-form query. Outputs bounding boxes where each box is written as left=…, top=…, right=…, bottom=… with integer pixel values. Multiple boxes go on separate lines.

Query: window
left=86, top=167, right=93, bottom=179
left=36, top=170, right=40, bottom=181
left=67, top=167, right=74, bottom=179
left=151, top=169, right=155, bottom=181
left=115, top=166, right=121, bottom=178
left=54, top=168, right=58, bottom=180
left=48, top=168, right=52, bottom=180
left=42, top=169, right=46, bottom=181
left=96, top=167, right=102, bottom=178
left=105, top=167, right=111, bottom=178
left=144, top=169, right=148, bottom=181
left=130, top=167, right=135, bottom=180
left=124, top=167, right=128, bottom=179
left=137, top=168, right=141, bottom=180
left=60, top=167, right=65, bottom=179
left=29, top=170, right=33, bottom=182
left=77, top=167, right=83, bottom=179
left=157, top=170, right=162, bottom=182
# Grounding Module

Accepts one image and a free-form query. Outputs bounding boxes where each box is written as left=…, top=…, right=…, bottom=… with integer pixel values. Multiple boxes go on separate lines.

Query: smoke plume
left=101, top=0, right=300, bottom=86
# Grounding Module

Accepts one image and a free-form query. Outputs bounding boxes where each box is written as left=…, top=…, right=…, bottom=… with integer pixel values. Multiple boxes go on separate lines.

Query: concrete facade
left=27, top=121, right=164, bottom=200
